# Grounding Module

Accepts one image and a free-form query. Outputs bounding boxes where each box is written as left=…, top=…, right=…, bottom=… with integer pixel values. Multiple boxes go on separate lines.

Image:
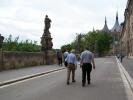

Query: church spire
left=111, top=11, right=121, bottom=32
left=105, top=16, right=107, bottom=25
left=102, top=16, right=110, bottom=33
left=116, top=11, right=118, bottom=20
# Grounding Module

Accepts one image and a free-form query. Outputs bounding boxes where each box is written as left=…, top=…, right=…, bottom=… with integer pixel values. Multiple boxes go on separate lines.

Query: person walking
left=65, top=50, right=77, bottom=85
left=80, top=47, right=95, bottom=87
left=63, top=49, right=69, bottom=67
left=57, top=51, right=62, bottom=66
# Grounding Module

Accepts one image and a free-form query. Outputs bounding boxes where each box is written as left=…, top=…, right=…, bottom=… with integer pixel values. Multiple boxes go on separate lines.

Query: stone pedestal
left=41, top=31, right=53, bottom=64
left=41, top=33, right=53, bottom=51
left=0, top=49, right=2, bottom=66
left=44, top=50, right=54, bottom=65
left=41, top=34, right=53, bottom=65
left=41, top=15, right=53, bottom=65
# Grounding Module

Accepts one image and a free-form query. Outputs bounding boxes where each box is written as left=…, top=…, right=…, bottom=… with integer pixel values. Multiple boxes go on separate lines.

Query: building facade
left=120, top=0, right=133, bottom=57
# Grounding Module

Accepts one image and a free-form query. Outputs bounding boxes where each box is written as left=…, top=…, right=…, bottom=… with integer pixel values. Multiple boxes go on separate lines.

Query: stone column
left=0, top=49, right=2, bottom=69
left=0, top=34, right=4, bottom=70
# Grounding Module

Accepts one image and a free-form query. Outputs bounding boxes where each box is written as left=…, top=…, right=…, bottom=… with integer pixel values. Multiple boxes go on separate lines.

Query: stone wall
left=120, top=0, right=133, bottom=57
left=0, top=51, right=57, bottom=70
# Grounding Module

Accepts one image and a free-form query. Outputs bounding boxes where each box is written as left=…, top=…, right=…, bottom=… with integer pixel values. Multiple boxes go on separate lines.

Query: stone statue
left=41, top=15, right=53, bottom=51
left=44, top=15, right=51, bottom=34
left=40, top=14, right=53, bottom=64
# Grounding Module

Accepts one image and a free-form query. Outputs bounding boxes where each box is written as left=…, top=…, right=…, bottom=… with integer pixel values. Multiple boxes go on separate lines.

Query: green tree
left=96, top=32, right=112, bottom=56
left=3, top=35, right=41, bottom=52
left=61, top=44, right=73, bottom=52
left=85, top=31, right=99, bottom=53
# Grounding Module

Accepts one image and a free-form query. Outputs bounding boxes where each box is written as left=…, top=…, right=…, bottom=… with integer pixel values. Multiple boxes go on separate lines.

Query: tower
left=101, top=17, right=110, bottom=33
left=111, top=11, right=121, bottom=33
left=111, top=12, right=121, bottom=55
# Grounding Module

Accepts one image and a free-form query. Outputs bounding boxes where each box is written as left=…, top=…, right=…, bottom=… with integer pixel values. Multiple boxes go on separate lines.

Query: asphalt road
left=0, top=57, right=128, bottom=100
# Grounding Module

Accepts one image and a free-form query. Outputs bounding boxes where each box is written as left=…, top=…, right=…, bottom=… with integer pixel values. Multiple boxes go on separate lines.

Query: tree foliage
left=96, top=32, right=112, bottom=56
left=61, top=31, right=113, bottom=56
left=61, top=44, right=73, bottom=52
left=3, top=35, right=41, bottom=52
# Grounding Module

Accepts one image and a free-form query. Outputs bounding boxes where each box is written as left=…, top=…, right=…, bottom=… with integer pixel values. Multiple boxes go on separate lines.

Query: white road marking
left=0, top=68, right=66, bottom=89
left=103, top=62, right=114, bottom=64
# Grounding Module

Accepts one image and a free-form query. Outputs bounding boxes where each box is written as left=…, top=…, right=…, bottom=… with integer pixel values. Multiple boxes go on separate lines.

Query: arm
left=74, top=55, right=77, bottom=70
left=80, top=60, right=83, bottom=68
left=65, top=55, right=68, bottom=62
left=92, top=54, right=95, bottom=69
left=80, top=53, right=83, bottom=68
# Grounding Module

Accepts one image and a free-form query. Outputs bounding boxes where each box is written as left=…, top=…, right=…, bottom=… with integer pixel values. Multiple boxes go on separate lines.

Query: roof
left=101, top=17, right=110, bottom=33
left=111, top=12, right=121, bottom=32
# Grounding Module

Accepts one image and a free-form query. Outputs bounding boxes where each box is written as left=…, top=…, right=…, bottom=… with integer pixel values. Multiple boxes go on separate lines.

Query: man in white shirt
left=80, top=47, right=95, bottom=87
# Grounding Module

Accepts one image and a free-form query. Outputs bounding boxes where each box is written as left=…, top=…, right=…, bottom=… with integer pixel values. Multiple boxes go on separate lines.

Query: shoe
left=88, top=81, right=90, bottom=84
left=82, top=83, right=85, bottom=87
left=72, top=80, right=76, bottom=82
left=67, top=82, right=69, bottom=85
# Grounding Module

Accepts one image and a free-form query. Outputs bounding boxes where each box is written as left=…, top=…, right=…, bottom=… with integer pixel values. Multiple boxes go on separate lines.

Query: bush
left=3, top=35, right=41, bottom=52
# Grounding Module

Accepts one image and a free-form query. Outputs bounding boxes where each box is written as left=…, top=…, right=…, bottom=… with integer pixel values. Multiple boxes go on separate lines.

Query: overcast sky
left=0, top=0, right=127, bottom=49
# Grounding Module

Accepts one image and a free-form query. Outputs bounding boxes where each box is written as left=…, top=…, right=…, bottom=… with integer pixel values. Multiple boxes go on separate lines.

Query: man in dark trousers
left=80, top=47, right=95, bottom=87
left=57, top=51, right=62, bottom=66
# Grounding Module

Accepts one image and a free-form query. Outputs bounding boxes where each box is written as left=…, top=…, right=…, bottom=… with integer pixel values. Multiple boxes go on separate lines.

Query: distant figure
left=80, top=47, right=95, bottom=87
left=57, top=51, right=62, bottom=66
left=44, top=15, right=51, bottom=32
left=117, top=54, right=120, bottom=59
left=65, top=50, right=77, bottom=85
left=120, top=54, right=124, bottom=62
left=63, top=50, right=69, bottom=67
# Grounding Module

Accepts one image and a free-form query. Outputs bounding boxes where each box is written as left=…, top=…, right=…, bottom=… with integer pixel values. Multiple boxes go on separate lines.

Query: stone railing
left=0, top=51, right=57, bottom=70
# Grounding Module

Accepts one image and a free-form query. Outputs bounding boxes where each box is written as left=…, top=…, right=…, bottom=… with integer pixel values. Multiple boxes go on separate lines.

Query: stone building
left=101, top=12, right=121, bottom=55
left=120, top=0, right=133, bottom=57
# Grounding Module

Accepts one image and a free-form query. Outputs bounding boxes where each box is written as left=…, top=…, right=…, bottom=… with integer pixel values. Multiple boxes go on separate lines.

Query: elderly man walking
left=80, top=47, right=95, bottom=87
left=65, top=50, right=77, bottom=85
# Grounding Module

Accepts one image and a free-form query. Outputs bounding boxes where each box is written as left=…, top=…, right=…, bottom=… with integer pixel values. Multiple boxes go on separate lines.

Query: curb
left=116, top=57, right=133, bottom=91
left=0, top=67, right=66, bottom=87
left=116, top=57, right=133, bottom=100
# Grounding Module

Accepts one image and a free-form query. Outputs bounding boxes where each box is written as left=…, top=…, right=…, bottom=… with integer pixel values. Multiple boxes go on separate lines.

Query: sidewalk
left=0, top=65, right=65, bottom=86
left=122, top=57, right=133, bottom=79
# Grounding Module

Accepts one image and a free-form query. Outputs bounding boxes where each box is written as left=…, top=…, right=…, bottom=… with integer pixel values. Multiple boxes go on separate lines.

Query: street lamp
left=0, top=34, right=4, bottom=68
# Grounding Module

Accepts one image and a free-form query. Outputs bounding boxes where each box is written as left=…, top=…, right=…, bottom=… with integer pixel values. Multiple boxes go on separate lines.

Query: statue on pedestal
left=41, top=15, right=53, bottom=65
left=41, top=15, right=53, bottom=51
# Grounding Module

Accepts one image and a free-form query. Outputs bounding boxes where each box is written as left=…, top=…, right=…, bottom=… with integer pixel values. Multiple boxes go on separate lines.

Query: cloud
left=0, top=0, right=127, bottom=49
